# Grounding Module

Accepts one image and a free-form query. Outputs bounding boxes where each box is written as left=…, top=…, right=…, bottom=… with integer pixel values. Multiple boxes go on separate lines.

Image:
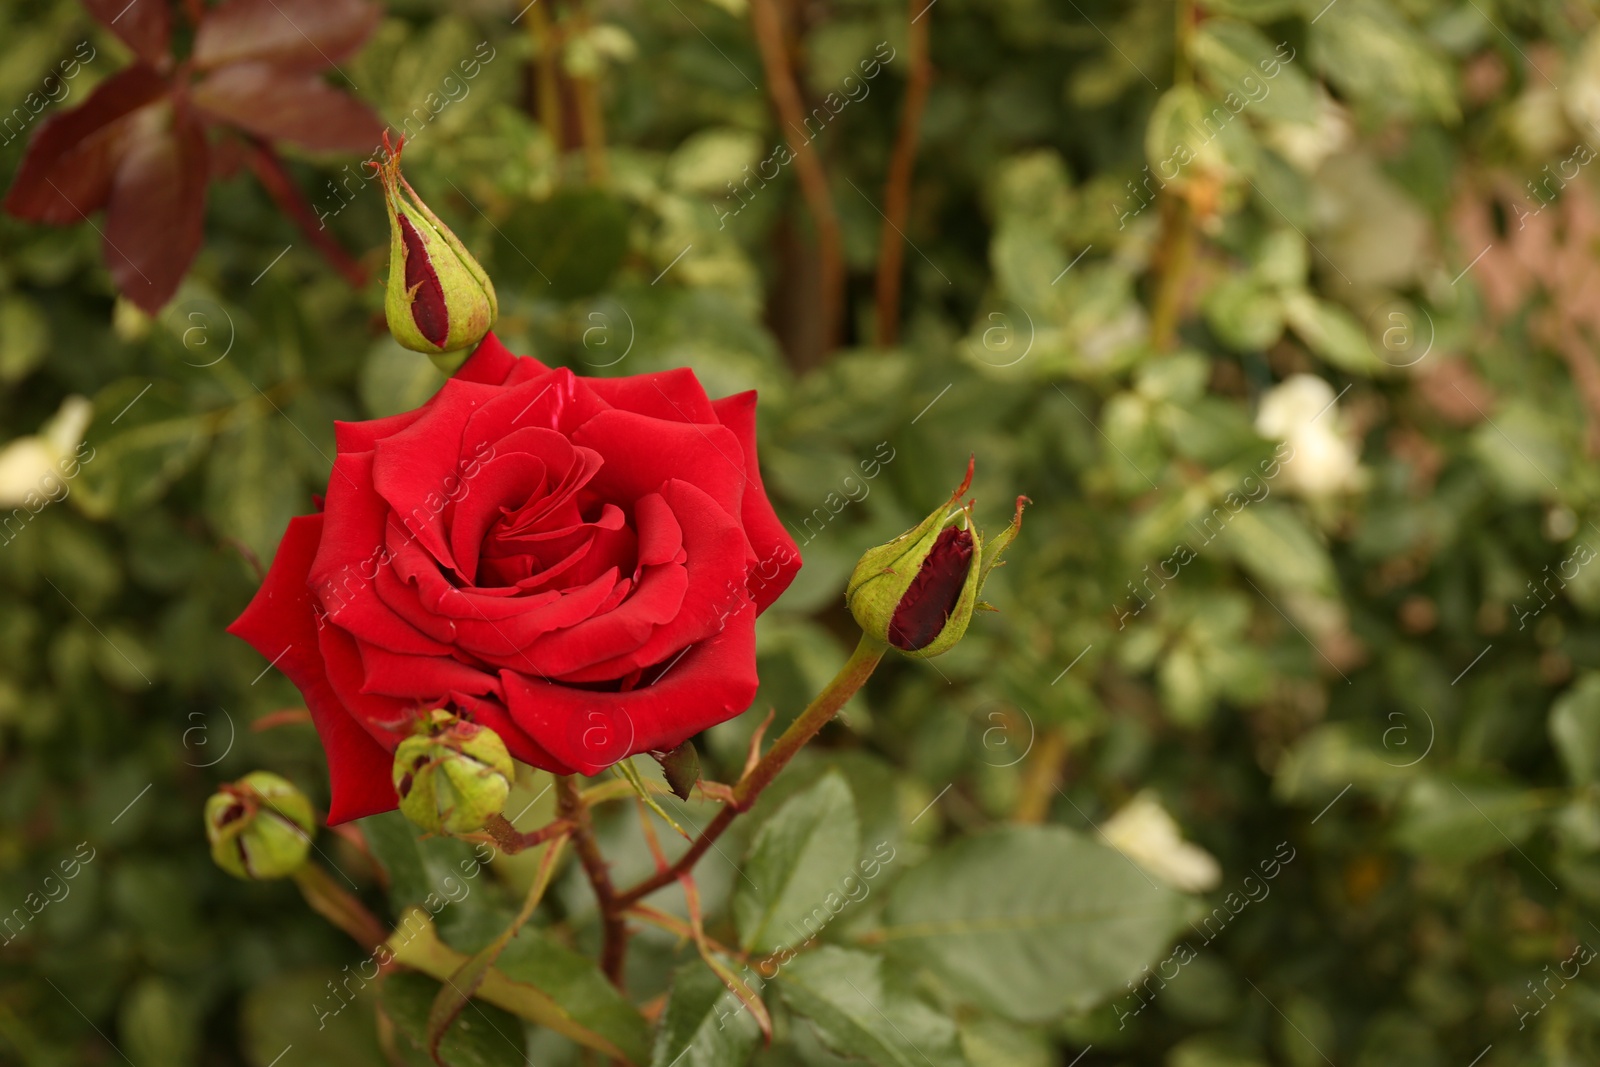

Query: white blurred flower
left=1256, top=374, right=1363, bottom=497
left=0, top=395, right=93, bottom=508
left=1264, top=90, right=1352, bottom=174
left=1101, top=790, right=1221, bottom=893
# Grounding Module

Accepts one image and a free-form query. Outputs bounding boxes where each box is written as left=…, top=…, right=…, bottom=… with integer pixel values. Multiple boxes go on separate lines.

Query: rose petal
left=367, top=376, right=507, bottom=572
left=310, top=451, right=454, bottom=655
left=450, top=690, right=572, bottom=774
left=459, top=367, right=607, bottom=450
left=554, top=478, right=749, bottom=683
left=334, top=407, right=426, bottom=453
left=501, top=598, right=761, bottom=774
left=573, top=409, right=746, bottom=525
left=453, top=331, right=543, bottom=385
left=353, top=641, right=500, bottom=701
left=515, top=560, right=689, bottom=679
left=226, top=514, right=397, bottom=824
left=586, top=367, right=719, bottom=425
left=711, top=391, right=802, bottom=612
left=317, top=617, right=413, bottom=737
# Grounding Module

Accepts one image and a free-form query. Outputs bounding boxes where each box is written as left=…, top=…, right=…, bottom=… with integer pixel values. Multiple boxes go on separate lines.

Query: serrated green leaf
left=650, top=961, right=761, bottom=1067
left=426, top=836, right=565, bottom=1062
left=494, top=926, right=653, bottom=1066
left=777, top=947, right=969, bottom=1067
left=880, top=827, right=1191, bottom=1022
left=734, top=772, right=861, bottom=954
left=383, top=971, right=527, bottom=1067
left=360, top=810, right=490, bottom=914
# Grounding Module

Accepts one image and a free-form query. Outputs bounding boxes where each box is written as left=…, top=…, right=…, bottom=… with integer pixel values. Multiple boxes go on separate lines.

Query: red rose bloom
left=228, top=334, right=800, bottom=823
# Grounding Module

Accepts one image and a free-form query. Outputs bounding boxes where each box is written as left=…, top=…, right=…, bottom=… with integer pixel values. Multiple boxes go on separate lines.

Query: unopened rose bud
left=204, top=771, right=316, bottom=880
left=393, top=709, right=513, bottom=835
left=374, top=133, right=497, bottom=366
left=846, top=458, right=1027, bottom=658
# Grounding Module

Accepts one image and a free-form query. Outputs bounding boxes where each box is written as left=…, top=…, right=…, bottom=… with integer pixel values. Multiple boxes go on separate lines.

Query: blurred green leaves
left=880, top=827, right=1193, bottom=1021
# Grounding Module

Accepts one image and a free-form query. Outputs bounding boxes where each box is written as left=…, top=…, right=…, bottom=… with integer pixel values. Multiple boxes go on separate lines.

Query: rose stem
left=613, top=633, right=888, bottom=908
left=526, top=2, right=566, bottom=159
left=242, top=136, right=370, bottom=290
left=557, top=774, right=630, bottom=988
left=479, top=813, right=574, bottom=854
left=873, top=0, right=933, bottom=349
left=291, top=861, right=388, bottom=951
left=569, top=1, right=611, bottom=186
left=748, top=0, right=845, bottom=354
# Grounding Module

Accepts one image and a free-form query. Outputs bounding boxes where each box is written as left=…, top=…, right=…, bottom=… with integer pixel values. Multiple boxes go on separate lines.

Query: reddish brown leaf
left=191, top=0, right=379, bottom=73
left=3, top=64, right=168, bottom=224
left=192, top=63, right=384, bottom=153
left=103, top=103, right=209, bottom=313
left=80, top=0, right=172, bottom=67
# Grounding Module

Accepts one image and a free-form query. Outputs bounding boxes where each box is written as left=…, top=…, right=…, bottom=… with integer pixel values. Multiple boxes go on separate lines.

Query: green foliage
left=881, top=826, right=1193, bottom=1021
left=6, top=0, right=1600, bottom=1064
left=652, top=961, right=762, bottom=1067
left=734, top=772, right=862, bottom=954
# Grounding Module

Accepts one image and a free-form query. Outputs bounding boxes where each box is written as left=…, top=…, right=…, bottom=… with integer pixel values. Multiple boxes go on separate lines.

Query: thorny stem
left=874, top=0, right=933, bottom=349
left=297, top=633, right=889, bottom=1015
left=614, top=634, right=888, bottom=908
left=479, top=813, right=574, bottom=854
left=748, top=0, right=845, bottom=354
left=557, top=774, right=630, bottom=988
left=242, top=137, right=369, bottom=290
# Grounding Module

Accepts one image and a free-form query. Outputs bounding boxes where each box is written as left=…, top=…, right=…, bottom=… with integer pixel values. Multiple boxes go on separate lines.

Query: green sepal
left=393, top=709, right=514, bottom=835
left=204, top=771, right=316, bottom=880
left=844, top=457, right=976, bottom=646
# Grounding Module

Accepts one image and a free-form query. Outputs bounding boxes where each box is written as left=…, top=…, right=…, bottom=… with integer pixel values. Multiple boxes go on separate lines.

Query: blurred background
left=3, top=0, right=1600, bottom=1063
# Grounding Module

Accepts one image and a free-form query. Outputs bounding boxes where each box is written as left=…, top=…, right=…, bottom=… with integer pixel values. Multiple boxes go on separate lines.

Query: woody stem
left=614, top=634, right=888, bottom=908
left=873, top=0, right=932, bottom=348
left=557, top=775, right=629, bottom=988
left=748, top=0, right=845, bottom=354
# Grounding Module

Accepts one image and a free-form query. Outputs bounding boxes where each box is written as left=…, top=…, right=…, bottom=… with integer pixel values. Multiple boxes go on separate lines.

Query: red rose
left=228, top=334, right=800, bottom=823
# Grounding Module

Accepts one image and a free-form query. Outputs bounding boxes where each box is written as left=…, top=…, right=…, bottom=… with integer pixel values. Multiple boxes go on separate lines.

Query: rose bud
left=204, top=771, right=316, bottom=881
left=393, top=709, right=514, bottom=835
left=374, top=133, right=498, bottom=367
left=846, top=458, right=1027, bottom=658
